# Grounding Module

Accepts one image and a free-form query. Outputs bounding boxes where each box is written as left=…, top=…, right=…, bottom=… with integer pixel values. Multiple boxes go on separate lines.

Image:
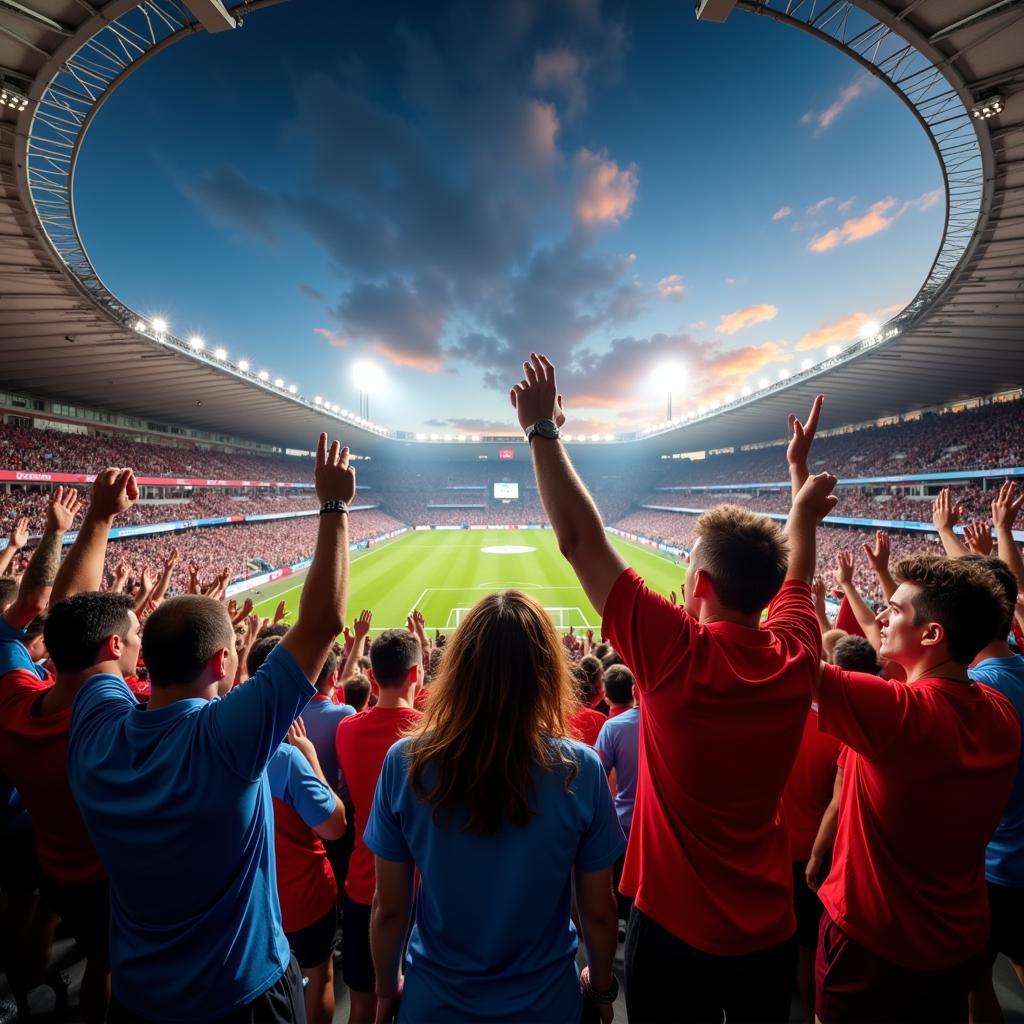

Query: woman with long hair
left=364, top=590, right=625, bottom=1023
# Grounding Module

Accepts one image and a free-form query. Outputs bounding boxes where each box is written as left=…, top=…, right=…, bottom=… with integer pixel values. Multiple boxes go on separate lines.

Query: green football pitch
left=248, top=529, right=685, bottom=632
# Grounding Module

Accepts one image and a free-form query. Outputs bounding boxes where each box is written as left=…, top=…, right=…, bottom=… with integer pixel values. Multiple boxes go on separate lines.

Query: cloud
left=657, top=274, right=685, bottom=300
left=806, top=196, right=835, bottom=216
left=802, top=73, right=873, bottom=132
left=808, top=197, right=897, bottom=251
left=715, top=303, right=779, bottom=335
left=183, top=166, right=282, bottom=245
left=573, top=147, right=639, bottom=226
left=837, top=197, right=856, bottom=214
left=300, top=284, right=323, bottom=301
left=797, top=302, right=905, bottom=350
left=900, top=187, right=944, bottom=214
left=772, top=206, right=792, bottom=221
left=531, top=48, right=587, bottom=118
left=314, top=327, right=349, bottom=348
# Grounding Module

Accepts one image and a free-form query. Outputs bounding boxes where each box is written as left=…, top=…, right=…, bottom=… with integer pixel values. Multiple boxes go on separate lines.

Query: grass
left=249, top=529, right=686, bottom=632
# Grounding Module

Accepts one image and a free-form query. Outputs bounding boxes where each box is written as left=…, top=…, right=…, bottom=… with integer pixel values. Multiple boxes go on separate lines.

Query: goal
left=444, top=606, right=589, bottom=630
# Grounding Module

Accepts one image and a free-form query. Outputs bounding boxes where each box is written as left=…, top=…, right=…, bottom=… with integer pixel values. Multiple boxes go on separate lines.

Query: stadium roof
left=0, top=0, right=1021, bottom=458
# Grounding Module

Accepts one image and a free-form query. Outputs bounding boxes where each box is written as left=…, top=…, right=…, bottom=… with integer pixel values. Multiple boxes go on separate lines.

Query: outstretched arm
left=6, top=488, right=81, bottom=627
left=785, top=395, right=836, bottom=584
left=863, top=530, right=897, bottom=603
left=992, top=481, right=1024, bottom=590
left=512, top=353, right=627, bottom=615
left=51, top=469, right=138, bottom=604
left=932, top=488, right=967, bottom=557
left=0, top=518, right=30, bottom=578
left=836, top=552, right=881, bottom=650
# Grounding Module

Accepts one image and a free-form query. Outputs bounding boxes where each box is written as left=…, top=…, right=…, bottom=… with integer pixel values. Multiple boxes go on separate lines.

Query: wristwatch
left=526, top=419, right=560, bottom=443
left=319, top=500, right=350, bottom=516
left=583, top=974, right=619, bottom=1005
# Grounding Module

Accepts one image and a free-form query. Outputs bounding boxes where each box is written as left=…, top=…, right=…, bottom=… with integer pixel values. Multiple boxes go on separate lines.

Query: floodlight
left=341, top=409, right=350, bottom=417
left=604, top=434, right=614, bottom=442
left=238, top=359, right=250, bottom=371
left=653, top=361, right=688, bottom=390
left=471, top=434, right=481, bottom=442
left=352, top=360, right=387, bottom=395
left=288, top=384, right=297, bottom=394
left=151, top=318, right=168, bottom=334
left=274, top=377, right=284, bottom=387
left=415, top=433, right=427, bottom=440
left=591, top=434, right=600, bottom=442
left=430, top=434, right=439, bottom=441
left=563, top=433, right=573, bottom=442
left=313, top=396, right=322, bottom=405
left=258, top=370, right=270, bottom=381
left=332, top=404, right=340, bottom=413
left=188, top=335, right=205, bottom=351
left=859, top=320, right=880, bottom=339
left=214, top=347, right=227, bottom=360
left=0, top=80, right=29, bottom=112
left=970, top=95, right=1003, bottom=120
left=801, top=358, right=813, bottom=370
left=758, top=377, right=769, bottom=389
left=134, top=320, right=148, bottom=332
left=827, top=345, right=841, bottom=357
left=443, top=434, right=453, bottom=441
left=778, top=368, right=790, bottom=380
left=741, top=386, right=751, bottom=396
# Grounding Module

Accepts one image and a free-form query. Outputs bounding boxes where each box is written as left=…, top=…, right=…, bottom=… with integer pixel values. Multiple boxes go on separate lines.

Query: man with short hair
left=513, top=351, right=835, bottom=1021
left=344, top=673, right=371, bottom=711
left=302, top=649, right=355, bottom=786
left=831, top=634, right=880, bottom=674
left=336, top=628, right=422, bottom=1024
left=603, top=664, right=635, bottom=719
left=814, top=553, right=1021, bottom=1021
left=68, top=434, right=355, bottom=1023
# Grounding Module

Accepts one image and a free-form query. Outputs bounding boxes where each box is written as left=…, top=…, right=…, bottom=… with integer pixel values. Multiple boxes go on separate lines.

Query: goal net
left=444, top=606, right=589, bottom=630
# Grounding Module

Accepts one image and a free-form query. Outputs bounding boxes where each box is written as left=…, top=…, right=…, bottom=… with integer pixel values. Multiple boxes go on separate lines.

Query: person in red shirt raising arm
left=813, top=554, right=1021, bottom=1023
left=512, top=352, right=837, bottom=1022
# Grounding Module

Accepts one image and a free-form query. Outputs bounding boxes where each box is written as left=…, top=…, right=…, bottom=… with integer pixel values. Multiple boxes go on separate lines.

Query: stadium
left=0, top=0, right=1022, bottom=1021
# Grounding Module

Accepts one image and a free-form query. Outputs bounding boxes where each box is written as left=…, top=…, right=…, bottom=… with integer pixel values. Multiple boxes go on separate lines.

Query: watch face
left=536, top=420, right=558, bottom=438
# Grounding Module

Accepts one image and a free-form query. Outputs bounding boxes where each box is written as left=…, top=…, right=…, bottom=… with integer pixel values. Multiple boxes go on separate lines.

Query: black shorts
left=39, top=875, right=109, bottom=960
left=987, top=880, right=1024, bottom=964
left=0, top=829, right=42, bottom=901
left=286, top=904, right=338, bottom=969
left=323, top=809, right=355, bottom=892
left=793, top=859, right=826, bottom=948
left=341, top=894, right=374, bottom=993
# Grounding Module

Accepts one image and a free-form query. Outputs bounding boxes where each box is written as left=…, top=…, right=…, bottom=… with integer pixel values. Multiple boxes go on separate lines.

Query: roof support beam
left=181, top=0, right=236, bottom=32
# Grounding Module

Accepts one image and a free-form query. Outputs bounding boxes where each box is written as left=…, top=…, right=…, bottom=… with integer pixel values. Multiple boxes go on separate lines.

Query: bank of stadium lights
left=258, top=370, right=270, bottom=381
left=0, top=80, right=29, bottom=113
left=237, top=359, right=250, bottom=372
left=971, top=95, right=1003, bottom=120
left=188, top=336, right=205, bottom=351
left=151, top=318, right=168, bottom=335
left=214, top=347, right=227, bottom=360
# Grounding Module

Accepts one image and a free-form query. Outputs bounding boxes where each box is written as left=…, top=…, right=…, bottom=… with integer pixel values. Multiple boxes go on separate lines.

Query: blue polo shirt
left=68, top=644, right=315, bottom=1023
left=971, top=655, right=1024, bottom=886
left=0, top=613, right=48, bottom=682
left=595, top=706, right=640, bottom=836
left=365, top=736, right=625, bottom=1023
left=300, top=695, right=355, bottom=786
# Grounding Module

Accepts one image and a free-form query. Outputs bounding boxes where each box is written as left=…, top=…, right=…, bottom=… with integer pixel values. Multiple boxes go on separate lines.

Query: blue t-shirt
left=300, top=696, right=355, bottom=786
left=365, top=736, right=625, bottom=1024
left=971, top=655, right=1024, bottom=886
left=68, top=644, right=315, bottom=1022
left=266, top=744, right=335, bottom=828
left=0, top=613, right=49, bottom=682
left=595, top=707, right=640, bottom=837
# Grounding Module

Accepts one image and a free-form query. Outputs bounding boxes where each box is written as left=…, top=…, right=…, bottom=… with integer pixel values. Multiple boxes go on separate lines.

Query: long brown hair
left=406, top=590, right=579, bottom=835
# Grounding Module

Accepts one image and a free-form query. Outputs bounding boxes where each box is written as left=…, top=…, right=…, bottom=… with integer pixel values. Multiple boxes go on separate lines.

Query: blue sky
left=75, top=0, right=943, bottom=435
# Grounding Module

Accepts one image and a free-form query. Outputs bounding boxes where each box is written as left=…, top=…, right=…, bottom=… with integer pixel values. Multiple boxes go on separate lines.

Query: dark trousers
left=107, top=954, right=305, bottom=1023
left=624, top=905, right=796, bottom=1024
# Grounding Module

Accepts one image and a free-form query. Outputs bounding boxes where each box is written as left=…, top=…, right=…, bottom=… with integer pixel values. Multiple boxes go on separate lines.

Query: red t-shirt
left=608, top=705, right=631, bottom=719
left=271, top=798, right=337, bottom=933
left=414, top=686, right=431, bottom=710
left=817, top=665, right=1021, bottom=968
left=335, top=704, right=422, bottom=906
left=568, top=706, right=606, bottom=746
left=0, top=672, right=106, bottom=884
left=604, top=570, right=820, bottom=955
left=781, top=705, right=841, bottom=862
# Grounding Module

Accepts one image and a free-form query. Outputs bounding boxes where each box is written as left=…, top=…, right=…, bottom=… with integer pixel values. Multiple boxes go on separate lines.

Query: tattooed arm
left=5, top=488, right=81, bottom=628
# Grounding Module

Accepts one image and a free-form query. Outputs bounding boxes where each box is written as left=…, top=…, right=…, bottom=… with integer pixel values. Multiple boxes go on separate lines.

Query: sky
left=75, top=0, right=944, bottom=436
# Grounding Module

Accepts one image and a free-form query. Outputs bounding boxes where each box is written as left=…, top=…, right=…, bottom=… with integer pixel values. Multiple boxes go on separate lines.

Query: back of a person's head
left=603, top=664, right=635, bottom=706
left=601, top=650, right=624, bottom=670
left=247, top=635, right=281, bottom=677
left=576, top=655, right=602, bottom=703
left=822, top=628, right=848, bottom=662
left=44, top=593, right=134, bottom=672
left=408, top=590, right=578, bottom=835
left=0, top=577, right=17, bottom=613
left=592, top=642, right=611, bottom=660
left=692, top=504, right=789, bottom=615
left=893, top=553, right=1011, bottom=665
left=257, top=622, right=289, bottom=640
left=144, top=595, right=235, bottom=688
left=344, top=672, right=371, bottom=711
left=316, top=649, right=339, bottom=690
left=832, top=635, right=880, bottom=674
left=369, top=629, right=420, bottom=688
left=958, top=554, right=1019, bottom=641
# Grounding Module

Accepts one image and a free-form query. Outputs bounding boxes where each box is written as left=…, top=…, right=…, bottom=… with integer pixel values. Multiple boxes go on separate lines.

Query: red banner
left=0, top=470, right=312, bottom=489
left=498, top=449, right=514, bottom=460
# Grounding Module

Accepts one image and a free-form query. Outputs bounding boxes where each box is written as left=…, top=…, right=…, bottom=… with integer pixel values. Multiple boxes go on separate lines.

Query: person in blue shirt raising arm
left=67, top=433, right=355, bottom=1024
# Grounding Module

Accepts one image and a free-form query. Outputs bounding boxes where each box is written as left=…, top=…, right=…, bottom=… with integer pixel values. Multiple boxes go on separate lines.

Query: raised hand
left=787, top=394, right=824, bottom=485
left=8, top=517, right=30, bottom=550
left=792, top=471, right=838, bottom=522
left=510, top=353, right=565, bottom=432
left=353, top=608, right=373, bottom=640
left=273, top=600, right=288, bottom=624
left=164, top=547, right=179, bottom=571
left=245, top=614, right=260, bottom=645
left=932, top=488, right=962, bottom=531
left=88, top=467, right=139, bottom=521
left=836, top=551, right=855, bottom=587
left=812, top=577, right=826, bottom=604
left=862, top=530, right=891, bottom=575
left=46, top=486, right=82, bottom=534
left=992, top=481, right=1024, bottom=532
left=964, top=520, right=994, bottom=556
left=141, top=566, right=157, bottom=590
left=314, top=432, right=356, bottom=505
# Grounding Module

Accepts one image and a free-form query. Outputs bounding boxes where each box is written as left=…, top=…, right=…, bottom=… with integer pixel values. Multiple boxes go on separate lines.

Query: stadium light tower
left=653, top=361, right=688, bottom=421
left=352, top=360, right=387, bottom=420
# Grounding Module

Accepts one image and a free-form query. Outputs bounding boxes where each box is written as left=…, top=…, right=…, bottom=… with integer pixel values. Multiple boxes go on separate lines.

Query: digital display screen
left=493, top=482, right=519, bottom=500
left=498, top=449, right=514, bottom=460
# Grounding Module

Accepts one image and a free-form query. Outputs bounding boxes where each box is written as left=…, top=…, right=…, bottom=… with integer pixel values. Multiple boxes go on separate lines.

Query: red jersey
left=781, top=705, right=841, bottom=862
left=271, top=798, right=337, bottom=933
left=0, top=672, right=106, bottom=884
left=335, top=704, right=422, bottom=905
left=818, top=665, right=1020, bottom=968
left=604, top=571, right=820, bottom=955
left=568, top=706, right=606, bottom=746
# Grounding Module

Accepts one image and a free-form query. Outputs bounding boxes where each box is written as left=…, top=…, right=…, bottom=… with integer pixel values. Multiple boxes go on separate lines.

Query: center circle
left=480, top=545, right=536, bottom=555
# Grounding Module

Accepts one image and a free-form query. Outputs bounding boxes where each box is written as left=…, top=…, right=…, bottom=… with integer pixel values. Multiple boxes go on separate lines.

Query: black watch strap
left=584, top=974, right=619, bottom=1005
left=319, top=500, right=350, bottom=516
